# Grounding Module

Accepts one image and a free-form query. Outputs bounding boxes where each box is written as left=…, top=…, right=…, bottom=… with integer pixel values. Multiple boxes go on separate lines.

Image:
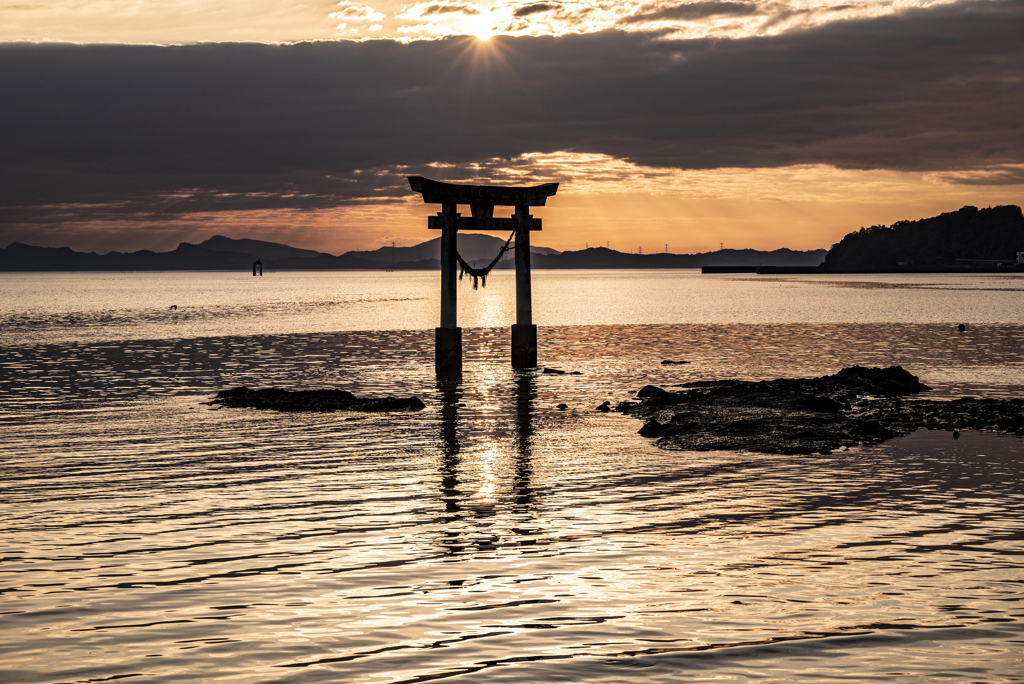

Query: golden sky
left=1, top=0, right=1021, bottom=255
left=0, top=0, right=968, bottom=43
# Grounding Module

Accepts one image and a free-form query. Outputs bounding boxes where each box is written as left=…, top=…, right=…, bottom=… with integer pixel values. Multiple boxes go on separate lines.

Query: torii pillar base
left=511, top=323, right=537, bottom=370
left=436, top=327, right=463, bottom=376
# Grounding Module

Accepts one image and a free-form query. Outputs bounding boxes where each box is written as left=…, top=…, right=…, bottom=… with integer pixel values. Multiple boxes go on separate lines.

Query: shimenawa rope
left=455, top=229, right=515, bottom=289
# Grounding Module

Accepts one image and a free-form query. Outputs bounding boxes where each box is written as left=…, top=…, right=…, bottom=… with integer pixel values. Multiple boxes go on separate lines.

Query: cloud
left=329, top=2, right=387, bottom=22
left=1, top=0, right=1021, bottom=225
left=925, top=165, right=1024, bottom=187
left=492, top=0, right=603, bottom=33
left=396, top=21, right=456, bottom=35
left=512, top=2, right=564, bottom=18
left=398, top=1, right=483, bottom=19
left=621, top=1, right=762, bottom=23
left=486, top=0, right=968, bottom=40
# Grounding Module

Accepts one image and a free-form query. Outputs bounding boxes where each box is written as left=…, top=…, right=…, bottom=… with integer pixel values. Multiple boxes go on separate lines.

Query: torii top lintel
left=408, top=176, right=559, bottom=207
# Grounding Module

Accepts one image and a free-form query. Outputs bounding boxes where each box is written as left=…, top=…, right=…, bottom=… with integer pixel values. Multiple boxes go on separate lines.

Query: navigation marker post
left=408, top=177, right=559, bottom=375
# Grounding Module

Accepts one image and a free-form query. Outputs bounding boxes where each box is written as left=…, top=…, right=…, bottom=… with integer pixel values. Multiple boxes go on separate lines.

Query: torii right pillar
left=512, top=204, right=536, bottom=370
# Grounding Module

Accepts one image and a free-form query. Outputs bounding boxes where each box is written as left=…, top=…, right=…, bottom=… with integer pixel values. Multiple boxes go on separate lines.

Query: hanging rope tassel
left=455, top=229, right=516, bottom=289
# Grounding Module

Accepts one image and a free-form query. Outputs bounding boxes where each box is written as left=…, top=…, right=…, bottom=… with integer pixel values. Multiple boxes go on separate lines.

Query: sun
left=466, top=16, right=494, bottom=40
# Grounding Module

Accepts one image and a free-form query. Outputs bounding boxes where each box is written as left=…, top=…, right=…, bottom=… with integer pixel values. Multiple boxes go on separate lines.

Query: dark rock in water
left=596, top=400, right=611, bottom=413
left=638, top=419, right=665, bottom=437
left=557, top=403, right=569, bottom=410
left=637, top=385, right=670, bottom=399
left=210, top=386, right=426, bottom=413
left=830, top=365, right=931, bottom=396
left=661, top=360, right=690, bottom=365
left=619, top=365, right=1024, bottom=455
left=543, top=368, right=582, bottom=376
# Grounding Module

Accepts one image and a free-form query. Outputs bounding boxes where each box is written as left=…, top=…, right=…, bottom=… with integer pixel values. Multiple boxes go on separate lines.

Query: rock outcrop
left=618, top=366, right=1024, bottom=455
left=210, top=387, right=425, bottom=412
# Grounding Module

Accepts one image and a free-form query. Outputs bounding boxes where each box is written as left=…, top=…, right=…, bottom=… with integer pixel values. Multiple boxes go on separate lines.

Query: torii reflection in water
left=434, top=374, right=538, bottom=557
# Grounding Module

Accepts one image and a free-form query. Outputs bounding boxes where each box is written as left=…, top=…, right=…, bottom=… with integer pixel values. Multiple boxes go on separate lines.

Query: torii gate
left=408, top=176, right=559, bottom=375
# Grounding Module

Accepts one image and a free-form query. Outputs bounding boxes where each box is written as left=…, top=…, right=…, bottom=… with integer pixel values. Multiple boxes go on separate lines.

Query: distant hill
left=382, top=246, right=825, bottom=270
left=0, top=242, right=263, bottom=271
left=494, top=247, right=826, bottom=270
left=345, top=233, right=561, bottom=265
left=824, top=205, right=1024, bottom=269
left=0, top=234, right=556, bottom=271
left=199, top=235, right=325, bottom=261
left=0, top=239, right=375, bottom=271
left=0, top=234, right=824, bottom=271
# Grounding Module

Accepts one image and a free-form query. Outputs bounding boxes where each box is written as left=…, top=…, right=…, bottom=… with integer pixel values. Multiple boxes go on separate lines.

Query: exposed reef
left=617, top=366, right=1024, bottom=455
left=210, top=387, right=425, bottom=412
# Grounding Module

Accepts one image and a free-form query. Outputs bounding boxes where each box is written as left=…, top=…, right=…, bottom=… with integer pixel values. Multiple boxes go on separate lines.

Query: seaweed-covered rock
left=621, top=366, right=1023, bottom=455
left=210, top=387, right=425, bottom=413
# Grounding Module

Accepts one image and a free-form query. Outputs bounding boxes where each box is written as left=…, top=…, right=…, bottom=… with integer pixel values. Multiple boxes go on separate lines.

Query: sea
left=2, top=269, right=1023, bottom=684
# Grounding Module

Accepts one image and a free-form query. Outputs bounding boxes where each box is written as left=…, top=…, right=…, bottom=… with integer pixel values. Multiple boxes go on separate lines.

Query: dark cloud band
left=1, top=0, right=1021, bottom=220
left=621, top=1, right=761, bottom=23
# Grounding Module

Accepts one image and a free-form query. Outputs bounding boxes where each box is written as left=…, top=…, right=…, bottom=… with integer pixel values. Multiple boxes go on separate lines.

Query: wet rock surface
left=211, top=387, right=426, bottom=412
left=618, top=366, right=1024, bottom=455
left=542, top=367, right=582, bottom=375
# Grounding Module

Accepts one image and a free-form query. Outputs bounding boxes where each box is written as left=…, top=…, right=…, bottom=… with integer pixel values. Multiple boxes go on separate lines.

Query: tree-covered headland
left=823, top=205, right=1023, bottom=269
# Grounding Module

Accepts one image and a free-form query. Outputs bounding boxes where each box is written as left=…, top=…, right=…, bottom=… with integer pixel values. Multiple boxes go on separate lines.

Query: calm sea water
left=2, top=270, right=1023, bottom=684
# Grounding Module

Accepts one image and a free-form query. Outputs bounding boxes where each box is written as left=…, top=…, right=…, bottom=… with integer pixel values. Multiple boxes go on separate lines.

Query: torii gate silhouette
left=408, top=176, right=559, bottom=376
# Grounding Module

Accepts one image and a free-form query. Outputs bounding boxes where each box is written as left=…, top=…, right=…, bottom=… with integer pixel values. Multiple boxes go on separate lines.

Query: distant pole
left=639, top=246, right=642, bottom=254
left=392, top=241, right=396, bottom=265
left=720, top=242, right=723, bottom=251
left=665, top=244, right=668, bottom=254
left=607, top=241, right=609, bottom=249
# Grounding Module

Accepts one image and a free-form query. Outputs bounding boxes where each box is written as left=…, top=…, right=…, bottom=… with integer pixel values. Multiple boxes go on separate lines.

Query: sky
left=1, top=0, right=1022, bottom=255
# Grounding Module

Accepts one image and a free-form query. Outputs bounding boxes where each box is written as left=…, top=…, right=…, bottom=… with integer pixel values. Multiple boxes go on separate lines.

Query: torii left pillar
left=436, top=202, right=462, bottom=376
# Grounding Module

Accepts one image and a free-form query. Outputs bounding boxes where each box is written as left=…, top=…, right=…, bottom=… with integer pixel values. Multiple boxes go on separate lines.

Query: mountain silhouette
left=199, top=235, right=325, bottom=261
left=1, top=234, right=825, bottom=271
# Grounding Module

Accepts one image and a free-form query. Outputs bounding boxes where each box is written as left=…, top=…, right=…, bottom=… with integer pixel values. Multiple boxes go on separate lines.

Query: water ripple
left=2, top=322, right=1023, bottom=683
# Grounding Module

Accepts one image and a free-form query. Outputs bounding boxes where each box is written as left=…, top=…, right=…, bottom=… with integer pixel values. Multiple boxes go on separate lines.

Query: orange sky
left=23, top=161, right=1024, bottom=256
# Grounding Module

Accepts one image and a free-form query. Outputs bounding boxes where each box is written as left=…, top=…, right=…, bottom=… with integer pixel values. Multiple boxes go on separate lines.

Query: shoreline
left=703, top=265, right=1024, bottom=274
